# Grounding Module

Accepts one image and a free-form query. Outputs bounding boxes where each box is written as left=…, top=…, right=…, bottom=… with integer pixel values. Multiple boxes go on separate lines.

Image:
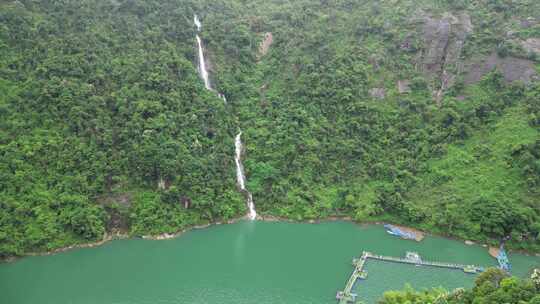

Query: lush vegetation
left=204, top=0, right=540, bottom=252
left=0, top=0, right=244, bottom=256
left=1, top=0, right=539, bottom=258
left=378, top=268, right=540, bottom=304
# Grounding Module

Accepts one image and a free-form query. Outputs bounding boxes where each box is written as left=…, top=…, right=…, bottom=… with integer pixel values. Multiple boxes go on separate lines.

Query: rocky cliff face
left=521, top=38, right=540, bottom=56
left=416, top=10, right=538, bottom=103
left=420, top=12, right=473, bottom=104
left=465, top=52, right=538, bottom=84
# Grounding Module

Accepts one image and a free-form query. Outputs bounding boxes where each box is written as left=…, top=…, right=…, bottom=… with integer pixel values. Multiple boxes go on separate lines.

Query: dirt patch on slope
left=97, top=192, right=132, bottom=206
left=397, top=80, right=411, bottom=93
left=97, top=192, right=132, bottom=232
left=369, top=87, right=386, bottom=99
left=258, top=32, right=273, bottom=58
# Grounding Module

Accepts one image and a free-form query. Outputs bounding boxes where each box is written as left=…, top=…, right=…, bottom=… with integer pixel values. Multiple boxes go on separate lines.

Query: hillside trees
left=379, top=268, right=540, bottom=304
left=0, top=0, right=244, bottom=257
left=1, top=0, right=539, bottom=257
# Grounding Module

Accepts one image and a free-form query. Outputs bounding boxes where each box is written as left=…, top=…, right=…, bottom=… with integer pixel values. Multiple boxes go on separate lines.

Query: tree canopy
left=1, top=0, right=539, bottom=258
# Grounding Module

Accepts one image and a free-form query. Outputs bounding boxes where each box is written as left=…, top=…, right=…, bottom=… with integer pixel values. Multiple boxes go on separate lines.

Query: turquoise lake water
left=1, top=221, right=538, bottom=304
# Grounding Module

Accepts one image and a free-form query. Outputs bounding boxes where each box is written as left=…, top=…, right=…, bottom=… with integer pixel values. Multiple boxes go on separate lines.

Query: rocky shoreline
left=1, top=216, right=250, bottom=263
left=140, top=216, right=246, bottom=240
left=3, top=231, right=130, bottom=263
left=3, top=214, right=539, bottom=263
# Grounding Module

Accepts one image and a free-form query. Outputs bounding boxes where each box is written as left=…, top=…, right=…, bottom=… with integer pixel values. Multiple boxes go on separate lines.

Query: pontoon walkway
left=336, top=251, right=484, bottom=303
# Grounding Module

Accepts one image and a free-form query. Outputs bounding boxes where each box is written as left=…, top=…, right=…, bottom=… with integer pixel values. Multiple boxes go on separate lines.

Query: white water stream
left=194, top=15, right=256, bottom=220
left=194, top=15, right=211, bottom=90
left=193, top=14, right=201, bottom=31
left=235, top=132, right=257, bottom=219
left=196, top=35, right=211, bottom=90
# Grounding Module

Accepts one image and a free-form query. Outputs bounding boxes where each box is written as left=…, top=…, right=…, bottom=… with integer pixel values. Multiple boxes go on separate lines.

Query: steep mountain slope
left=0, top=0, right=539, bottom=257
left=201, top=0, right=540, bottom=250
left=0, top=0, right=243, bottom=256
left=407, top=105, right=538, bottom=245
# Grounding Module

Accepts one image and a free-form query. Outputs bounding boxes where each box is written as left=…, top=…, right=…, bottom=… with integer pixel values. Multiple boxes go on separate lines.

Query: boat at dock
left=384, top=224, right=419, bottom=241
left=464, top=265, right=485, bottom=273
left=405, top=251, right=422, bottom=264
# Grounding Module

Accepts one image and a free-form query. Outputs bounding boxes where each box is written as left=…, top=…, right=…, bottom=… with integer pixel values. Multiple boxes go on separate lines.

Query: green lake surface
left=1, top=221, right=539, bottom=304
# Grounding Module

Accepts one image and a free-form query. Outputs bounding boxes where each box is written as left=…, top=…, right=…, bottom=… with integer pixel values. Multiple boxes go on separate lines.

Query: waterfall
left=235, top=132, right=257, bottom=220
left=193, top=14, right=201, bottom=31
left=194, top=15, right=226, bottom=101
left=193, top=15, right=256, bottom=220
left=195, top=35, right=211, bottom=90
left=218, top=93, right=227, bottom=103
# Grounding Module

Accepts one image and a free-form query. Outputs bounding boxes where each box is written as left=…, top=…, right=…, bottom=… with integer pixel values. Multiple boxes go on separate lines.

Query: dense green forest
left=378, top=268, right=540, bottom=304
left=1, top=0, right=539, bottom=258
left=0, top=0, right=245, bottom=255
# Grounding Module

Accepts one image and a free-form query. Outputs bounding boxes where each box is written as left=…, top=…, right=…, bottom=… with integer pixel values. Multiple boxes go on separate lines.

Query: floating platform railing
left=336, top=251, right=484, bottom=303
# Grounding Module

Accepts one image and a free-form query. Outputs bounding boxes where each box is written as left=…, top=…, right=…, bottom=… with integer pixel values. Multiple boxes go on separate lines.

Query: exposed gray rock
left=465, top=52, right=538, bottom=84
left=521, top=38, right=540, bottom=55
left=506, top=30, right=517, bottom=38
left=397, top=80, right=411, bottom=93
left=369, top=88, right=386, bottom=99
left=422, top=13, right=472, bottom=76
left=420, top=12, right=473, bottom=104
left=422, top=15, right=452, bottom=75
left=520, top=17, right=538, bottom=29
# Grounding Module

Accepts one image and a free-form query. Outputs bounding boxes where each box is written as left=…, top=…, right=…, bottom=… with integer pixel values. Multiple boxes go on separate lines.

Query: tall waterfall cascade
left=193, top=15, right=201, bottom=31
left=195, top=35, right=211, bottom=90
left=235, top=132, right=257, bottom=220
left=194, top=15, right=211, bottom=90
left=193, top=15, right=256, bottom=220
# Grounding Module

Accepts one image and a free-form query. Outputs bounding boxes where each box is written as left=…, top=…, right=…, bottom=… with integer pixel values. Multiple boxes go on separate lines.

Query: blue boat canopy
left=497, top=245, right=511, bottom=272
left=384, top=224, right=416, bottom=240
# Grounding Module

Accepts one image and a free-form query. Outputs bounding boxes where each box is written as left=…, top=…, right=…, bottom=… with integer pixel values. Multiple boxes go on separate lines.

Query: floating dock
left=336, top=251, right=484, bottom=303
left=496, top=246, right=511, bottom=272
left=488, top=245, right=512, bottom=272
